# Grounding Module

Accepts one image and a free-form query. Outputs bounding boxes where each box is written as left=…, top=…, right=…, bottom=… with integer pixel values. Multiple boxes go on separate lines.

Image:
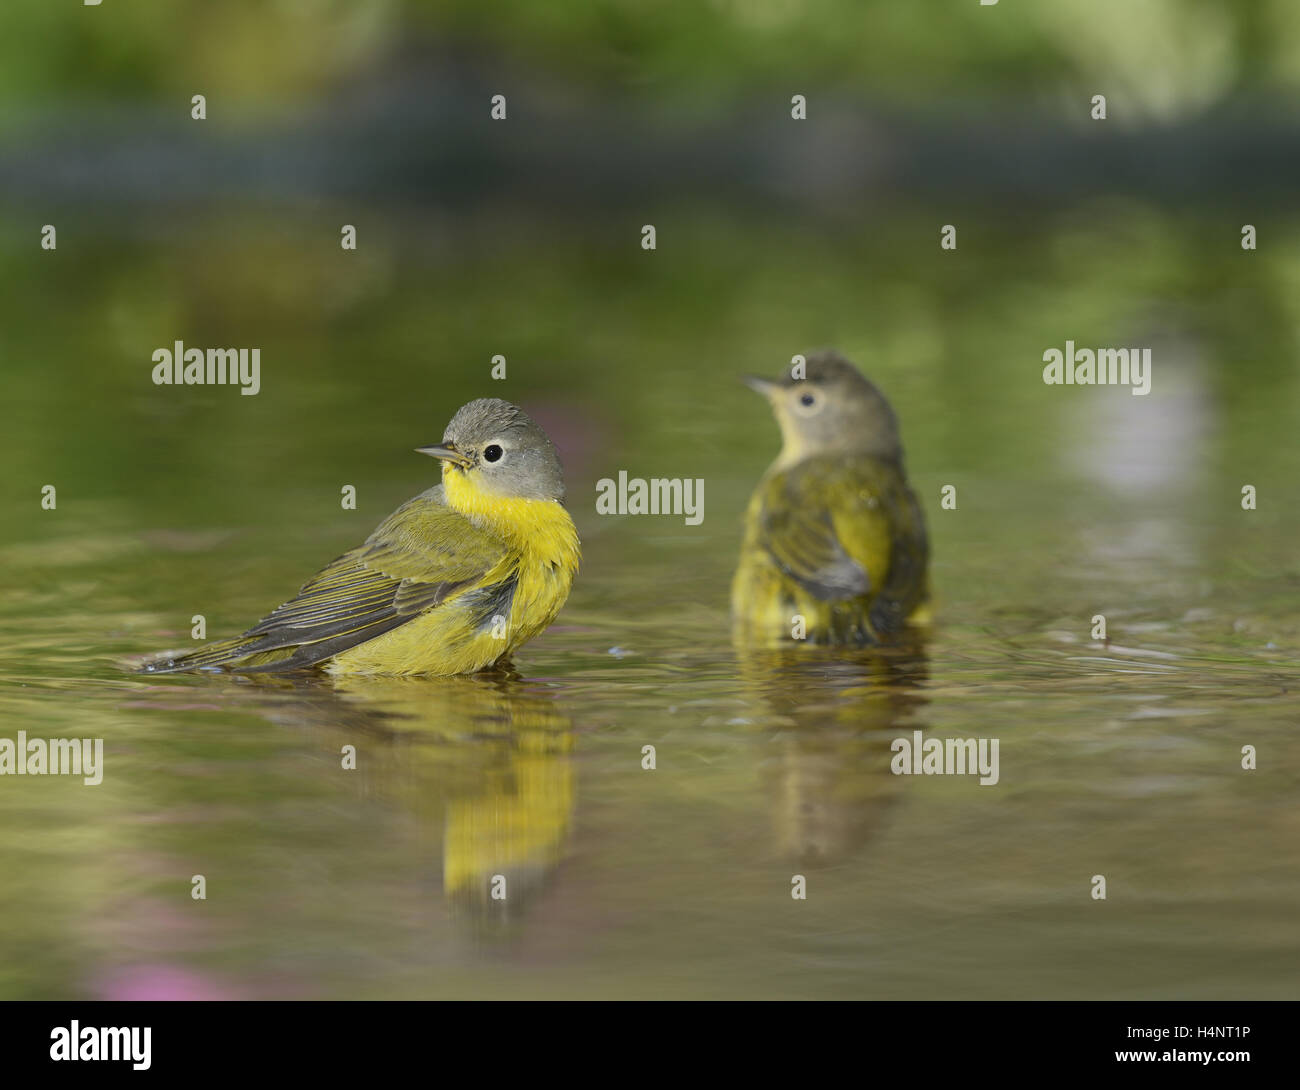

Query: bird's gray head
left=418, top=398, right=566, bottom=502
left=744, top=350, right=903, bottom=464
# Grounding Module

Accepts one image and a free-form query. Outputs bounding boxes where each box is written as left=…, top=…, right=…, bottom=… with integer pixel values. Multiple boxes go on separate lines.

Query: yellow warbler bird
left=731, top=351, right=929, bottom=646
left=142, top=398, right=580, bottom=676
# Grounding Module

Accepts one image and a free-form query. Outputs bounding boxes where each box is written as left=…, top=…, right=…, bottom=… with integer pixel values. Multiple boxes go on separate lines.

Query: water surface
left=2, top=207, right=1298, bottom=999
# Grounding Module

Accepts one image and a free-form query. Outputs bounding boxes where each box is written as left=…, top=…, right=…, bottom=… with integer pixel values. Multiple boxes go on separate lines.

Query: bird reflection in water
left=166, top=668, right=576, bottom=931
left=733, top=638, right=930, bottom=868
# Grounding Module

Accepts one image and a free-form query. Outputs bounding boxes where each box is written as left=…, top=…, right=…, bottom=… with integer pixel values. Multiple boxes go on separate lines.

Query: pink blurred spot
left=94, top=964, right=238, bottom=1001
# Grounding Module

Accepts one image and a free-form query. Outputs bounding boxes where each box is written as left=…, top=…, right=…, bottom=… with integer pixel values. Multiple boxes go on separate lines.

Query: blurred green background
left=0, top=1, right=1298, bottom=1000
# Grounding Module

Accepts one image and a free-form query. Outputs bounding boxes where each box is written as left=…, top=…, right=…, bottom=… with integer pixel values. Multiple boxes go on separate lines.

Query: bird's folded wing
left=760, top=461, right=894, bottom=601
left=224, top=493, right=508, bottom=667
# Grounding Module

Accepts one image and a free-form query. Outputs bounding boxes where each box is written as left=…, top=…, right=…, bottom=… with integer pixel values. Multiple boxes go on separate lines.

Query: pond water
left=1, top=206, right=1297, bottom=998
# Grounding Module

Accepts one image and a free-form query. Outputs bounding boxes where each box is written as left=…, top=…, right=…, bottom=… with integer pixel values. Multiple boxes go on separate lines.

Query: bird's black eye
left=482, top=444, right=504, bottom=463
left=800, top=393, right=816, bottom=407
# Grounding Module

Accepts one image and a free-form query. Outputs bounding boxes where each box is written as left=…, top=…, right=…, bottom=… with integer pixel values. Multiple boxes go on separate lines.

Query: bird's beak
left=415, top=442, right=473, bottom=469
left=743, top=374, right=779, bottom=398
